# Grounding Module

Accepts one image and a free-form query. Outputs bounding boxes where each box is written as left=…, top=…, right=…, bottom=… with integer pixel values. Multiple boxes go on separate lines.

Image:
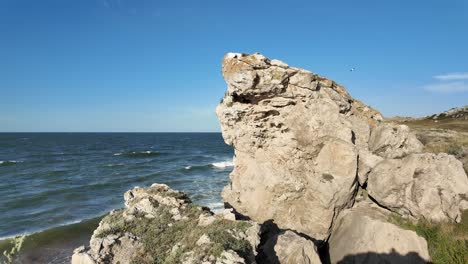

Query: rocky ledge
left=74, top=53, right=468, bottom=264
left=72, top=183, right=262, bottom=264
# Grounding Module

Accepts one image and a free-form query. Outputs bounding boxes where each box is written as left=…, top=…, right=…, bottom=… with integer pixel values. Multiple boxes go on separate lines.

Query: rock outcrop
left=74, top=53, right=468, bottom=264
left=216, top=52, right=384, bottom=240
left=328, top=202, right=430, bottom=264
left=72, top=183, right=261, bottom=264
left=216, top=52, right=468, bottom=262
left=367, top=153, right=468, bottom=222
left=429, top=105, right=468, bottom=120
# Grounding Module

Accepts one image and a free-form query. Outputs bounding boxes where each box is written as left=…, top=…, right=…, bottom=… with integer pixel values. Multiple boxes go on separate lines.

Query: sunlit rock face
left=216, top=52, right=383, bottom=240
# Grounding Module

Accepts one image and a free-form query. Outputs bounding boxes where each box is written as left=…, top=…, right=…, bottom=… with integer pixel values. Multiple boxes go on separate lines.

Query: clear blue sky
left=1, top=0, right=467, bottom=132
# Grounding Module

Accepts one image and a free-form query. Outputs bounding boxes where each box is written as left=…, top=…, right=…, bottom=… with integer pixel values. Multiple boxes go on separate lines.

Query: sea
left=0, top=133, right=233, bottom=263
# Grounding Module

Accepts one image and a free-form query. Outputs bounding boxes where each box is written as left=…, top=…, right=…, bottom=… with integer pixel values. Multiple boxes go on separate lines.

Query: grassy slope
left=387, top=117, right=468, bottom=263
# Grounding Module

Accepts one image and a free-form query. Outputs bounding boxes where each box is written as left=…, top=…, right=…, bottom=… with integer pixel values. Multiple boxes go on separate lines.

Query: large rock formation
left=72, top=183, right=261, bottom=264
left=216, top=52, right=468, bottom=262
left=328, top=202, right=430, bottom=264
left=74, top=53, right=468, bottom=264
left=216, top=53, right=384, bottom=240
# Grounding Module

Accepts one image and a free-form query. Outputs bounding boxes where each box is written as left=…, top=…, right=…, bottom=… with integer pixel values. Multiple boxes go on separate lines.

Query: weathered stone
left=367, top=153, right=468, bottom=222
left=215, top=250, right=245, bottom=264
left=198, top=213, right=216, bottom=226
left=73, top=183, right=260, bottom=264
left=196, top=234, right=212, bottom=246
left=71, top=252, right=95, bottom=264
left=369, top=123, right=423, bottom=158
left=216, top=53, right=381, bottom=240
left=329, top=202, right=430, bottom=264
left=357, top=150, right=383, bottom=185
left=219, top=208, right=236, bottom=221
left=263, top=230, right=322, bottom=264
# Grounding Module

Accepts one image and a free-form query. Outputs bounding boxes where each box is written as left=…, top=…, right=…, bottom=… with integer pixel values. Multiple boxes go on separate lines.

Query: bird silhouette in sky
left=350, top=67, right=356, bottom=72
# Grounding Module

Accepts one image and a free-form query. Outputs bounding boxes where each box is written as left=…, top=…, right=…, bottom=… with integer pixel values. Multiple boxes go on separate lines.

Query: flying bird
left=349, top=67, right=356, bottom=72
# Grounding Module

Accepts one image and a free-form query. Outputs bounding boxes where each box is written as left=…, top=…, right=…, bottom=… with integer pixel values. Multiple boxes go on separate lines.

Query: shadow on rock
left=337, top=249, right=430, bottom=264
left=256, top=220, right=324, bottom=264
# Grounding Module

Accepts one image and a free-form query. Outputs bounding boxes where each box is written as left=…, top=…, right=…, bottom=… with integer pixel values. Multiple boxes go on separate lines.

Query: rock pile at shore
left=73, top=53, right=468, bottom=264
left=72, top=183, right=262, bottom=264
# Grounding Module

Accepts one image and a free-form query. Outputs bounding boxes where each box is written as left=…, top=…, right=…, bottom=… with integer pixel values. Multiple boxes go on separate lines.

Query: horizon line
left=0, top=131, right=223, bottom=133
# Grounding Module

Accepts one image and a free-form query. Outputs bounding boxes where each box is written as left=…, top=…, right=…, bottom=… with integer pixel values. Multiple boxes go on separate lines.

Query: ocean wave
left=207, top=202, right=225, bottom=213
left=105, top=163, right=125, bottom=167
left=211, top=160, right=234, bottom=168
left=182, top=159, right=234, bottom=171
left=0, top=215, right=103, bottom=249
left=0, top=160, right=20, bottom=167
left=113, top=150, right=163, bottom=158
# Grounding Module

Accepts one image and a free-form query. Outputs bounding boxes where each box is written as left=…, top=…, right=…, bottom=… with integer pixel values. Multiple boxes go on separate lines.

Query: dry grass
left=389, top=117, right=468, bottom=174
left=387, top=117, right=468, bottom=133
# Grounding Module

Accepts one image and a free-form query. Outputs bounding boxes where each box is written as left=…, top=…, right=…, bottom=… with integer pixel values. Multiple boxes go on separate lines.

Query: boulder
left=367, top=153, right=468, bottom=222
left=328, top=202, right=430, bottom=264
left=217, top=52, right=382, bottom=240
left=369, top=123, right=423, bottom=158
left=262, top=230, right=322, bottom=264
left=357, top=150, right=383, bottom=185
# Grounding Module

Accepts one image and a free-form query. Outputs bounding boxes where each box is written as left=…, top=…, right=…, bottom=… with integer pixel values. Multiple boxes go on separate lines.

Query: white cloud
left=433, top=72, right=468, bottom=81
left=423, top=81, right=468, bottom=93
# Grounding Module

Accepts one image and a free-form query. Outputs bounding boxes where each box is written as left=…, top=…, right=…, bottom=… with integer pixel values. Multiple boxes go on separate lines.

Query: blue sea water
left=0, top=133, right=233, bottom=239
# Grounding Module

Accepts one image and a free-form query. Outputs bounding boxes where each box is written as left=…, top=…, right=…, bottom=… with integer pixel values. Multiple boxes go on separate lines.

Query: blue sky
left=1, top=0, right=467, bottom=132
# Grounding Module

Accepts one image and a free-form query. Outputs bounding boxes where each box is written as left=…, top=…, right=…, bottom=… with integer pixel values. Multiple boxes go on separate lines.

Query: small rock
left=219, top=208, right=236, bottom=221
left=196, top=234, right=212, bottom=246
left=198, top=213, right=216, bottom=226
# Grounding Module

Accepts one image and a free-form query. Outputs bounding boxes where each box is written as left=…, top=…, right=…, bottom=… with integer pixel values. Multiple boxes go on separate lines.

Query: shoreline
left=0, top=216, right=103, bottom=263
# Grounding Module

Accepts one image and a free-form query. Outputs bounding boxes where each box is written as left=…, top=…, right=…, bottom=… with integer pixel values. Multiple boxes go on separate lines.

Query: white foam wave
left=106, top=163, right=124, bottom=167
left=206, top=202, right=224, bottom=213
left=211, top=161, right=234, bottom=168
left=0, top=160, right=19, bottom=165
left=185, top=166, right=192, bottom=170
left=113, top=151, right=159, bottom=156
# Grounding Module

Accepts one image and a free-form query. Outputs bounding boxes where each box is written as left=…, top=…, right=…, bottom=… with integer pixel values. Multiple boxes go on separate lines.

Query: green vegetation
left=97, top=204, right=253, bottom=264
left=390, top=211, right=468, bottom=264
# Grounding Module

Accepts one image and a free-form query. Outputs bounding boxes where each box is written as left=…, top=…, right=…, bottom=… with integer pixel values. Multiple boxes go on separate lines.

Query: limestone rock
left=369, top=123, right=423, bottom=158
left=329, top=202, right=430, bottom=264
left=367, top=153, right=468, bottom=222
left=198, top=213, right=216, bottom=226
left=357, top=150, right=383, bottom=185
left=72, top=183, right=260, bottom=263
left=219, top=208, right=237, bottom=221
left=217, top=53, right=382, bottom=240
left=215, top=250, right=245, bottom=264
left=72, top=246, right=95, bottom=264
left=262, top=230, right=322, bottom=264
